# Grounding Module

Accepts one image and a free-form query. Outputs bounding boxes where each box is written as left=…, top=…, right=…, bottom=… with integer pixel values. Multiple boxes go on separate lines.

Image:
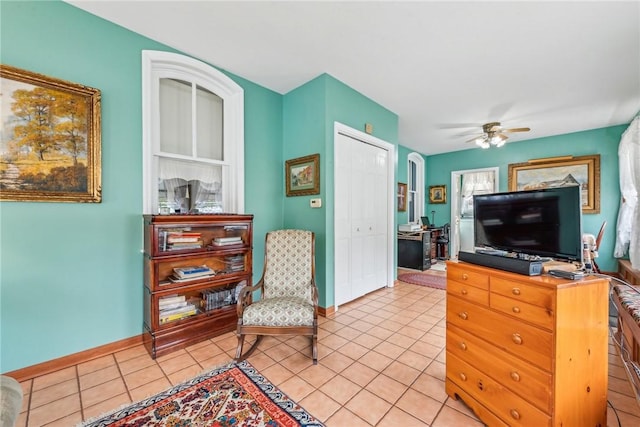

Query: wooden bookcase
left=143, top=214, right=253, bottom=358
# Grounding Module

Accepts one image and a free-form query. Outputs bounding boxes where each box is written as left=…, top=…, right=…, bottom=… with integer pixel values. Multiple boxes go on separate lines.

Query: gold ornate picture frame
left=285, top=153, right=320, bottom=197
left=508, top=154, right=600, bottom=214
left=0, top=64, right=101, bottom=203
left=429, top=185, right=446, bottom=204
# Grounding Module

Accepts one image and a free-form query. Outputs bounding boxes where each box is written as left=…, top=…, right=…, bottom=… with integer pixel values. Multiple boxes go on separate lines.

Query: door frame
left=333, top=122, right=396, bottom=309
left=450, top=167, right=499, bottom=258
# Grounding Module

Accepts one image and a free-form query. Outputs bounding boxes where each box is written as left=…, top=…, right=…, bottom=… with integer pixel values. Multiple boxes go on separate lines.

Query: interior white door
left=335, top=131, right=389, bottom=307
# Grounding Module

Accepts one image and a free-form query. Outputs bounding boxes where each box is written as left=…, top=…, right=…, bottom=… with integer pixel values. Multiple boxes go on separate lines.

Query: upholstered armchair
left=235, top=229, right=318, bottom=364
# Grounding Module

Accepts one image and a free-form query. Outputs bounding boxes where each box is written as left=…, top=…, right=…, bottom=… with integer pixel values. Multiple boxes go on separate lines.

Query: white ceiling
left=67, top=0, right=640, bottom=155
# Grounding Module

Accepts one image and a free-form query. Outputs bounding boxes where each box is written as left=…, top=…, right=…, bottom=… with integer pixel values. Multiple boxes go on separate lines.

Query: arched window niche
left=142, top=50, right=244, bottom=214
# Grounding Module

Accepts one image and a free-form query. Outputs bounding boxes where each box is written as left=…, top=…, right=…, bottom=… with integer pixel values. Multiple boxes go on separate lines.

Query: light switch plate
left=310, top=198, right=322, bottom=208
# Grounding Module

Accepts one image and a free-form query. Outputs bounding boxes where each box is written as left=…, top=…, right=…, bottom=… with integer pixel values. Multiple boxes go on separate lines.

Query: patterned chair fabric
left=262, top=229, right=314, bottom=304
left=242, top=296, right=314, bottom=326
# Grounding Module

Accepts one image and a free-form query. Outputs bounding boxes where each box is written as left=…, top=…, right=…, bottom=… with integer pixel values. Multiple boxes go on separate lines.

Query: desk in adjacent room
left=397, top=228, right=441, bottom=270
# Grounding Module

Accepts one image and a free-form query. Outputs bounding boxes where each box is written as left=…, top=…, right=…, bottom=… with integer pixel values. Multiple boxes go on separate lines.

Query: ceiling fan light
left=495, top=139, right=506, bottom=148
left=478, top=140, right=490, bottom=149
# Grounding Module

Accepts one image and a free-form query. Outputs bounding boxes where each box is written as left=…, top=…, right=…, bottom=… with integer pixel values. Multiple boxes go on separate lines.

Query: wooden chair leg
left=311, top=334, right=318, bottom=365
left=235, top=335, right=264, bottom=362
left=235, top=333, right=245, bottom=361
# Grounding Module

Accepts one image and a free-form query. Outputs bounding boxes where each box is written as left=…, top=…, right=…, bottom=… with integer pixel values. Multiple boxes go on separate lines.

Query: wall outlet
left=310, top=198, right=322, bottom=208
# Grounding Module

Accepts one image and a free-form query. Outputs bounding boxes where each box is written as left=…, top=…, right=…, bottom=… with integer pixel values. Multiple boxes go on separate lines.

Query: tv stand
left=458, top=251, right=543, bottom=276
left=446, top=260, right=609, bottom=425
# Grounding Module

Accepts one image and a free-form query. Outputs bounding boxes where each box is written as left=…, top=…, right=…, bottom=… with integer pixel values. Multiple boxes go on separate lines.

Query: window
left=407, top=153, right=424, bottom=224
left=142, top=51, right=244, bottom=214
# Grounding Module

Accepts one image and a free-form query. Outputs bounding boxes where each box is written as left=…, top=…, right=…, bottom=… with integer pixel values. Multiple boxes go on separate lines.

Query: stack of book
left=223, top=255, right=244, bottom=273
left=163, top=231, right=203, bottom=251
left=169, top=265, right=215, bottom=283
left=158, top=295, right=198, bottom=324
left=212, top=236, right=242, bottom=247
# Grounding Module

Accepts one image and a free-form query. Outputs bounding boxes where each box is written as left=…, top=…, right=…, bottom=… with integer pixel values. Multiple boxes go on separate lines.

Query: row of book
left=159, top=282, right=245, bottom=324
left=160, top=231, right=243, bottom=252
left=201, top=286, right=236, bottom=310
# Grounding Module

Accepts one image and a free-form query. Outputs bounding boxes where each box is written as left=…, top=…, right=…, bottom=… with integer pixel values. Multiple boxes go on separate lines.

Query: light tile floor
left=13, top=273, right=640, bottom=426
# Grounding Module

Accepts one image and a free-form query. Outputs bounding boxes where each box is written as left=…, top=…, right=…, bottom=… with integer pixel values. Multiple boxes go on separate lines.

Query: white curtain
left=159, top=157, right=222, bottom=213
left=455, top=171, right=496, bottom=254
left=460, top=172, right=495, bottom=217
left=614, top=116, right=640, bottom=269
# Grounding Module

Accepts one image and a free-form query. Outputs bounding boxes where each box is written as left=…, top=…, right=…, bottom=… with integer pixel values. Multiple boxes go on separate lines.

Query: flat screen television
left=473, top=185, right=583, bottom=263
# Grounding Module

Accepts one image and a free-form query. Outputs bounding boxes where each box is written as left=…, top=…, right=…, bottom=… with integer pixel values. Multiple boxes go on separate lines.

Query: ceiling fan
left=466, top=122, right=530, bottom=149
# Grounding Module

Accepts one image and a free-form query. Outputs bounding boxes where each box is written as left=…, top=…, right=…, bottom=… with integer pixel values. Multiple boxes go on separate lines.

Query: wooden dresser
left=445, top=260, right=609, bottom=426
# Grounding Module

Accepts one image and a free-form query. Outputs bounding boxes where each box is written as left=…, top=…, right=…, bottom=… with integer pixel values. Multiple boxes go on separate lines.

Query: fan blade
left=502, top=127, right=530, bottom=133
left=466, top=135, right=486, bottom=143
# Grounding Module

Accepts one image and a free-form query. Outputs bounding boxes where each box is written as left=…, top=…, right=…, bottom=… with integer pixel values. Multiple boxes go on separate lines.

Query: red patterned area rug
left=80, top=360, right=324, bottom=427
left=398, top=272, right=446, bottom=290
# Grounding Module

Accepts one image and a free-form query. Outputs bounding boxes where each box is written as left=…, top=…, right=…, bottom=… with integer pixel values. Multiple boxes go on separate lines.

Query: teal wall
left=282, top=74, right=399, bottom=308
left=0, top=1, right=283, bottom=372
left=425, top=125, right=626, bottom=272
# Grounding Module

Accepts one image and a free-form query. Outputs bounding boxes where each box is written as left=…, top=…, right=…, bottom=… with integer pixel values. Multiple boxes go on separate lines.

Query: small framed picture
left=429, top=185, right=446, bottom=204
left=397, top=182, right=407, bottom=211
left=285, top=153, right=320, bottom=196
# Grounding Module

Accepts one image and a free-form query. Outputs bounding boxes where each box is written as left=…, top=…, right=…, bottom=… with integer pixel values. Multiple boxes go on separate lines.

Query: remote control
left=548, top=269, right=584, bottom=280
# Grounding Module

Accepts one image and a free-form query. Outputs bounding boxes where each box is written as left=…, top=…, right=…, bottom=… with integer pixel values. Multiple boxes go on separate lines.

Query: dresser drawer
left=491, top=277, right=554, bottom=309
left=490, top=293, right=554, bottom=331
left=448, top=264, right=489, bottom=290
left=447, top=324, right=552, bottom=413
left=447, top=353, right=551, bottom=427
left=447, top=296, right=553, bottom=371
left=447, top=279, right=489, bottom=306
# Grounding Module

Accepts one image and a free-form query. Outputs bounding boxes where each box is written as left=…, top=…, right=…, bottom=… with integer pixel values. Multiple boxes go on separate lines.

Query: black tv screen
left=473, top=185, right=583, bottom=263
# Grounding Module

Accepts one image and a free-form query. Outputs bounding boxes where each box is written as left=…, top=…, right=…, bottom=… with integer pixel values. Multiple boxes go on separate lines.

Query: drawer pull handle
left=459, top=373, right=467, bottom=381
left=462, top=273, right=469, bottom=280
left=512, top=306, right=521, bottom=313
left=510, top=371, right=521, bottom=382
left=512, top=288, right=521, bottom=296
left=459, top=342, right=467, bottom=351
left=461, top=289, right=468, bottom=295
left=510, top=409, right=521, bottom=420
left=512, top=333, right=523, bottom=345
left=459, top=312, right=468, bottom=320
left=477, top=380, right=484, bottom=391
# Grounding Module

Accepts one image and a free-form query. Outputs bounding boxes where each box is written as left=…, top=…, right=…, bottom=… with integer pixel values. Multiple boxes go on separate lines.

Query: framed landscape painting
left=508, top=154, right=600, bottom=214
left=0, top=64, right=101, bottom=202
left=285, top=153, right=320, bottom=196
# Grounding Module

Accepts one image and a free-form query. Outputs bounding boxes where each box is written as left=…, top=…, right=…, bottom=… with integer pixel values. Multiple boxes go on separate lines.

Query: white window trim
left=142, top=50, right=244, bottom=214
left=408, top=152, right=424, bottom=224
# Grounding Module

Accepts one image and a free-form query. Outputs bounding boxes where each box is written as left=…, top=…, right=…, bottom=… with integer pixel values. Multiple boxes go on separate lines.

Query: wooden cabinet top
left=447, top=259, right=607, bottom=290
left=144, top=214, right=254, bottom=225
